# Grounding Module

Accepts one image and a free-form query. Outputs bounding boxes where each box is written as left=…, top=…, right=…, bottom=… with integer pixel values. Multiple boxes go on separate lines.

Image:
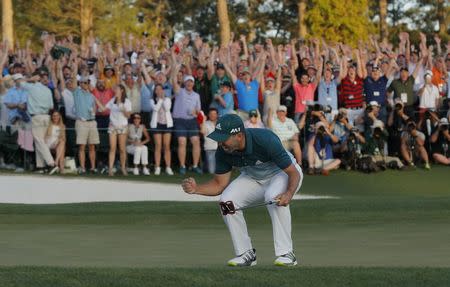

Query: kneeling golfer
left=182, top=114, right=303, bottom=267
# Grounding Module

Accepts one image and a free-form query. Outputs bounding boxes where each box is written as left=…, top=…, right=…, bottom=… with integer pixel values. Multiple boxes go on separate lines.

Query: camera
left=407, top=122, right=416, bottom=132
left=373, top=127, right=383, bottom=138
left=395, top=103, right=403, bottom=111
left=440, top=123, right=449, bottom=132
left=50, top=45, right=71, bottom=60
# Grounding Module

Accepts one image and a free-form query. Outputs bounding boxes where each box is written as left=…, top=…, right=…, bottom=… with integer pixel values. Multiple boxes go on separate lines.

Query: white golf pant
left=220, top=164, right=303, bottom=257
left=126, top=145, right=148, bottom=165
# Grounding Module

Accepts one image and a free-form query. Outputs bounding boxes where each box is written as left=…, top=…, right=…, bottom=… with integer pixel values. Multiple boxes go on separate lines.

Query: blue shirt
left=364, top=76, right=388, bottom=106
left=3, top=87, right=29, bottom=123
left=21, top=82, right=53, bottom=115
left=73, top=87, right=96, bottom=120
left=172, top=88, right=201, bottom=120
left=141, top=84, right=152, bottom=112
left=235, top=79, right=259, bottom=112
left=210, top=92, right=234, bottom=117
left=215, top=128, right=295, bottom=180
left=314, top=135, right=333, bottom=160
left=318, top=79, right=338, bottom=111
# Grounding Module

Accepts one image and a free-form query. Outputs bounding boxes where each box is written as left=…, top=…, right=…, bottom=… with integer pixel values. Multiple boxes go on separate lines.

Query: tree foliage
left=306, top=0, right=376, bottom=46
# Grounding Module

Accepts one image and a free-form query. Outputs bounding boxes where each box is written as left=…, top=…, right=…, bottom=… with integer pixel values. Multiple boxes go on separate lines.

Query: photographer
left=363, top=101, right=381, bottom=136
left=430, top=117, right=450, bottom=165
left=400, top=119, right=431, bottom=169
left=298, top=103, right=329, bottom=145
left=330, top=108, right=353, bottom=154
left=306, top=121, right=341, bottom=175
left=362, top=120, right=405, bottom=170
left=387, top=98, right=409, bottom=156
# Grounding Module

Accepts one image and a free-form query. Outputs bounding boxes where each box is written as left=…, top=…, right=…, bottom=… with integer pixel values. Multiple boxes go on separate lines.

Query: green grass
left=0, top=166, right=449, bottom=286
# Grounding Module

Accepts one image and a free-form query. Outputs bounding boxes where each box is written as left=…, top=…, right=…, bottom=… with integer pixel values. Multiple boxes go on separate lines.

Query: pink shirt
left=92, top=88, right=114, bottom=116
left=293, top=82, right=316, bottom=113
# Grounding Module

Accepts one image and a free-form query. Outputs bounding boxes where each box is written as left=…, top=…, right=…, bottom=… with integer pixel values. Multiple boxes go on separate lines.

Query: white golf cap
left=369, top=101, right=380, bottom=107
left=424, top=70, right=433, bottom=77
left=439, top=117, right=449, bottom=125
left=183, top=75, right=195, bottom=82
left=315, top=121, right=327, bottom=130
left=12, top=73, right=24, bottom=81
left=371, top=120, right=384, bottom=130
left=277, top=105, right=287, bottom=112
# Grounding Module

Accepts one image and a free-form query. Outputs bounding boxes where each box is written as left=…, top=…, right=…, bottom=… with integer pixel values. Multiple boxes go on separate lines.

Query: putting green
left=0, top=167, right=448, bottom=286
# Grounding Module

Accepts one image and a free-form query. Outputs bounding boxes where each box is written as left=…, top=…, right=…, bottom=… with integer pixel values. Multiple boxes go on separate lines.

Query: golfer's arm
left=195, top=172, right=231, bottom=196
left=283, top=164, right=301, bottom=197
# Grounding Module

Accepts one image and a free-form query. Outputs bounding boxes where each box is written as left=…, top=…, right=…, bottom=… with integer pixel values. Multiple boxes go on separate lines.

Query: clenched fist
left=182, top=177, right=197, bottom=194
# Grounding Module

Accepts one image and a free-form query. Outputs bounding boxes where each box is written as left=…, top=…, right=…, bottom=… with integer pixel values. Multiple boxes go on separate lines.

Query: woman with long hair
left=150, top=84, right=174, bottom=175
left=45, top=110, right=66, bottom=174
left=127, top=113, right=151, bottom=175
left=104, top=84, right=132, bottom=176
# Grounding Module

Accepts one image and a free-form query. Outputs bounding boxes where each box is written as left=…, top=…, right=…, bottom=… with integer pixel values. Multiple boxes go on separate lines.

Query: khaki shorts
left=75, top=120, right=100, bottom=145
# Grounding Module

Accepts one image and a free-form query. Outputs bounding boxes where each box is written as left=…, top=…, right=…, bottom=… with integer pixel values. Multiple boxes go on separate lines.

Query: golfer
left=182, top=114, right=303, bottom=267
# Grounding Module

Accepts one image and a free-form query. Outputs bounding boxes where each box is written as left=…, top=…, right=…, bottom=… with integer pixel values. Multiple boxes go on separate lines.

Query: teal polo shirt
left=215, top=128, right=294, bottom=180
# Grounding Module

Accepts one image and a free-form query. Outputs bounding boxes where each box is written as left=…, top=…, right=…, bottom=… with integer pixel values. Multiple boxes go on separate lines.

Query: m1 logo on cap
left=216, top=123, right=222, bottom=130
left=230, top=127, right=241, bottom=133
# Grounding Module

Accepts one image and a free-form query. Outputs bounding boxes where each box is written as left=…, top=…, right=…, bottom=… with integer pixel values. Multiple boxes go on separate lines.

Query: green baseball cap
left=207, top=114, right=245, bottom=142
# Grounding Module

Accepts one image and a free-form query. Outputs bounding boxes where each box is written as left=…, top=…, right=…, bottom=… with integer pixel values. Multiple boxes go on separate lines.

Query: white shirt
left=408, top=62, right=425, bottom=92
left=203, top=120, right=218, bottom=151
left=270, top=116, right=299, bottom=141
left=62, top=89, right=77, bottom=120
left=419, top=84, right=439, bottom=109
left=106, top=98, right=132, bottom=128
left=46, top=125, right=61, bottom=148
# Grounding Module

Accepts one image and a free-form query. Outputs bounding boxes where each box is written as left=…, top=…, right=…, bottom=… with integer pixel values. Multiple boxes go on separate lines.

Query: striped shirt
left=339, top=76, right=365, bottom=108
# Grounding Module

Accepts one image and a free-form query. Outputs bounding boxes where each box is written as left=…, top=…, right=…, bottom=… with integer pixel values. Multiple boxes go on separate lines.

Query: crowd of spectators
left=0, top=31, right=449, bottom=176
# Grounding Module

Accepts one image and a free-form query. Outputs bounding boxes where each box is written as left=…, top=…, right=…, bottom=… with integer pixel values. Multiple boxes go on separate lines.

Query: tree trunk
left=379, top=0, right=388, bottom=42
left=298, top=0, right=307, bottom=38
left=80, top=0, right=94, bottom=50
left=217, top=0, right=231, bottom=46
left=247, top=0, right=258, bottom=43
left=2, top=0, right=14, bottom=49
left=436, top=0, right=447, bottom=36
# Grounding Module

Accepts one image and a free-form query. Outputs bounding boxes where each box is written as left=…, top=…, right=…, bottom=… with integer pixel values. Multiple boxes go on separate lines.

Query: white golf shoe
left=274, top=251, right=298, bottom=267
left=227, top=248, right=257, bottom=267
left=165, top=167, right=174, bottom=175
left=154, top=167, right=161, bottom=175
left=142, top=167, right=150, bottom=175
left=133, top=167, right=139, bottom=175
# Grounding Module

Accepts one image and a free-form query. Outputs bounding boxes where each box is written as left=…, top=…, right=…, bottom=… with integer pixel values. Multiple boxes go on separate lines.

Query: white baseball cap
left=371, top=120, right=384, bottom=130
left=439, top=117, right=449, bottom=125
left=12, top=73, right=24, bottom=81
left=315, top=121, right=327, bottom=130
left=183, top=75, right=195, bottom=83
left=277, top=105, right=287, bottom=112
left=369, top=101, right=380, bottom=107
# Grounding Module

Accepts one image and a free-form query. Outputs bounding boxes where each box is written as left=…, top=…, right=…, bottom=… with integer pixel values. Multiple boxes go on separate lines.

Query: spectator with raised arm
left=171, top=46, right=202, bottom=175
left=210, top=81, right=234, bottom=117
left=222, top=51, right=266, bottom=121
left=73, top=75, right=100, bottom=174
left=150, top=84, right=174, bottom=176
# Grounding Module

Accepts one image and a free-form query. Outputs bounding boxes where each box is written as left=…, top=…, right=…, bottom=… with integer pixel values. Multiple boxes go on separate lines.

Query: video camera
left=50, top=45, right=72, bottom=60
